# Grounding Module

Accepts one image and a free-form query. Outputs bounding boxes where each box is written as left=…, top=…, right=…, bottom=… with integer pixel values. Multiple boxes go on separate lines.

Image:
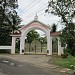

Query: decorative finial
left=34, top=14, right=38, bottom=21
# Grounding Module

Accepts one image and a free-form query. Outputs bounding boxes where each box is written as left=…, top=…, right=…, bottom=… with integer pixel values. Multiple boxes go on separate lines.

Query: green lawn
left=49, top=55, right=75, bottom=70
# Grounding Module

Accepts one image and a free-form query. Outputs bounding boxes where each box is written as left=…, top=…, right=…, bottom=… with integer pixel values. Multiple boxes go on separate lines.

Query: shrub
left=64, top=48, right=70, bottom=55
left=70, top=65, right=74, bottom=70
left=0, top=49, right=10, bottom=54
left=61, top=54, right=68, bottom=58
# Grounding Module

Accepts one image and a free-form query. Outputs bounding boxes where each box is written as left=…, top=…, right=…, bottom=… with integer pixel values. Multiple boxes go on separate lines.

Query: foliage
left=47, top=0, right=75, bottom=23
left=63, top=48, right=70, bottom=55
left=47, top=0, right=75, bottom=56
left=38, top=36, right=47, bottom=44
left=0, top=0, right=21, bottom=45
left=25, top=35, right=47, bottom=53
left=0, top=49, right=10, bottom=54
left=26, top=30, right=40, bottom=44
left=60, top=23, right=75, bottom=55
left=61, top=54, right=68, bottom=58
left=15, top=38, right=20, bottom=53
left=26, top=30, right=40, bottom=52
left=49, top=55, right=75, bottom=70
left=38, top=36, right=47, bottom=52
left=52, top=38, right=58, bottom=53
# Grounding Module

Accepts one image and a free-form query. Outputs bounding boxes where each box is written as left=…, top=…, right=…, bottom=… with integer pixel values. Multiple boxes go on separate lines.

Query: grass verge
left=48, top=55, right=75, bottom=70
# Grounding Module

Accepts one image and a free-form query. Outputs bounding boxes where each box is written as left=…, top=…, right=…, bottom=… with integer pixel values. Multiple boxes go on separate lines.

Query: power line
left=38, top=12, right=45, bottom=16
left=19, top=0, right=37, bottom=13
left=25, top=4, right=47, bottom=17
left=19, top=0, right=41, bottom=16
left=22, top=12, right=46, bottom=24
left=22, top=5, right=47, bottom=19
left=18, top=1, right=49, bottom=25
left=20, top=3, right=47, bottom=18
left=19, top=5, right=47, bottom=24
left=20, top=13, right=47, bottom=26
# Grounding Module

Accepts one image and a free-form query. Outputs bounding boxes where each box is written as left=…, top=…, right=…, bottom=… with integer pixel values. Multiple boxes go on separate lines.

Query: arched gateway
left=10, top=15, right=64, bottom=55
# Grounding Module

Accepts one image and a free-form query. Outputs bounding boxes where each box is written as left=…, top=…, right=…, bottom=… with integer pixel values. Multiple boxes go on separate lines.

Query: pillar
left=47, top=31, right=52, bottom=55
left=11, top=37, right=16, bottom=54
left=20, top=37, right=25, bottom=54
left=58, top=37, right=61, bottom=55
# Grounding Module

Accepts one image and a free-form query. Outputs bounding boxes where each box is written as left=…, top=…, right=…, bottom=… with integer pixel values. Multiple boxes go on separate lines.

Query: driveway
left=0, top=54, right=72, bottom=75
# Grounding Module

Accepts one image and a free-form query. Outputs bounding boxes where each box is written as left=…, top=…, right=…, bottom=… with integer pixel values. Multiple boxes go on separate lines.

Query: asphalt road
left=0, top=58, right=65, bottom=75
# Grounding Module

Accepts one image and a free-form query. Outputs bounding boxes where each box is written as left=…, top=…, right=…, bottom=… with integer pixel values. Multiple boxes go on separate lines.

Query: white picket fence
left=0, top=46, right=12, bottom=50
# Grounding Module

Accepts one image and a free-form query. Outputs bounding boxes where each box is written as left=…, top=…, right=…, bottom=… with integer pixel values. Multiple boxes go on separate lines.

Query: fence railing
left=0, top=46, right=12, bottom=50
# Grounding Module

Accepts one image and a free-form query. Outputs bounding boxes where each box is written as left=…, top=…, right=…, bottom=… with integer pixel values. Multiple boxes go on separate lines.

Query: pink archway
left=10, top=16, right=63, bottom=55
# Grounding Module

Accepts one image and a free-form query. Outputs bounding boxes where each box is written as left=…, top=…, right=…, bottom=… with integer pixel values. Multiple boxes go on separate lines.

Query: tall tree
left=38, top=37, right=47, bottom=52
left=46, top=0, right=75, bottom=55
left=51, top=23, right=57, bottom=32
left=0, top=0, right=21, bottom=45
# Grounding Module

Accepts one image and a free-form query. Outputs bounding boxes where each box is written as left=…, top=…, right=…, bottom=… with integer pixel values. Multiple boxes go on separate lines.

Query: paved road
left=0, top=55, right=72, bottom=75
left=0, top=58, right=63, bottom=75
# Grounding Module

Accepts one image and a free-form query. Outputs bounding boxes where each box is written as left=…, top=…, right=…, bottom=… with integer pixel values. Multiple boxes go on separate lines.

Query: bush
left=0, top=49, right=10, bottom=54
left=61, top=48, right=69, bottom=58
left=15, top=48, right=19, bottom=53
left=64, top=48, right=70, bottom=55
left=61, top=54, right=68, bottom=58
left=70, top=65, right=74, bottom=70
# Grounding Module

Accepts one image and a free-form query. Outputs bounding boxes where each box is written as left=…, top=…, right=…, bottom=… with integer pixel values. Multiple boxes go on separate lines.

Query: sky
left=16, top=0, right=62, bottom=36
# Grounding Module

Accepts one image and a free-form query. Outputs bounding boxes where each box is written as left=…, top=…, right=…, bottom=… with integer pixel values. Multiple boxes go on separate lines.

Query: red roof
left=10, top=30, right=21, bottom=35
left=50, top=32, right=61, bottom=37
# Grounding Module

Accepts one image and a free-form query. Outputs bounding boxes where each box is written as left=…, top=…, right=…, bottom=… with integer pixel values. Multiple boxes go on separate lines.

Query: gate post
left=47, top=31, right=52, bottom=55
left=11, top=37, right=16, bottom=54
left=58, top=37, right=61, bottom=55
left=20, top=37, right=25, bottom=54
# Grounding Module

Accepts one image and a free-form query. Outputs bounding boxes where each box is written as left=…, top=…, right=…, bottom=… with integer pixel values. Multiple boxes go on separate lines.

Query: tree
left=47, top=0, right=75, bottom=55
left=51, top=23, right=57, bottom=32
left=0, top=0, right=21, bottom=45
left=38, top=37, right=46, bottom=52
left=10, top=11, right=21, bottom=33
left=26, top=30, right=40, bottom=52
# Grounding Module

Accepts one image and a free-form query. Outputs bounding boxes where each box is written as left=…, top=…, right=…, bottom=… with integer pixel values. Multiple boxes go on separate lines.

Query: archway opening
left=24, top=29, right=47, bottom=55
left=52, top=38, right=58, bottom=55
left=15, top=38, right=20, bottom=54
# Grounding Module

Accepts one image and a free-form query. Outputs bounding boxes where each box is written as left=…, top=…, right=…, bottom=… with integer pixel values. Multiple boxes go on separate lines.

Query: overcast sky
left=16, top=0, right=62, bottom=35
